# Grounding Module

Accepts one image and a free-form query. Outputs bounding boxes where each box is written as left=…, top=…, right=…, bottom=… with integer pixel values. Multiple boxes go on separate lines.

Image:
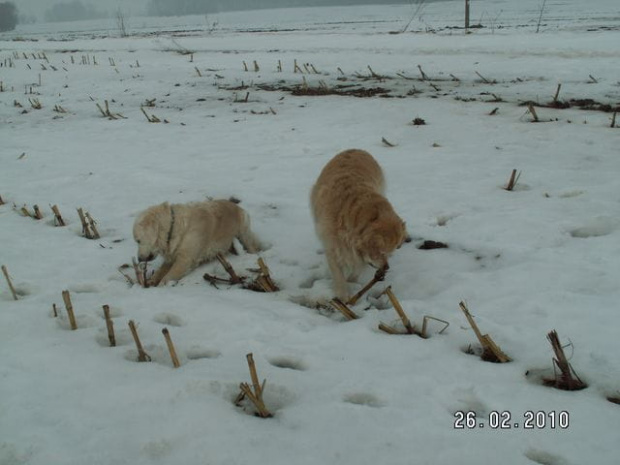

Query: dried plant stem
left=381, top=137, right=397, bottom=147
left=504, top=169, right=522, bottom=191
left=383, top=286, right=415, bottom=334
left=20, top=206, right=32, bottom=217
left=246, top=353, right=263, bottom=397
left=162, top=328, right=181, bottom=368
left=96, top=100, right=125, bottom=120
left=131, top=258, right=148, bottom=288
left=1, top=265, right=18, bottom=301
left=141, top=107, right=161, bottom=123
left=528, top=103, right=539, bottom=122
left=330, top=298, right=359, bottom=320
left=475, top=71, right=490, bottom=83
left=85, top=212, right=100, bottom=239
left=33, top=205, right=43, bottom=220
left=103, top=305, right=116, bottom=347
left=459, top=301, right=510, bottom=363
left=378, top=322, right=401, bottom=335
left=545, top=330, right=586, bottom=390
left=367, top=65, right=382, bottom=79
left=553, top=83, right=562, bottom=102
left=61, top=290, right=78, bottom=330
left=347, top=266, right=387, bottom=306
left=77, top=208, right=92, bottom=238
left=421, top=315, right=450, bottom=338
left=237, top=353, right=272, bottom=418
left=52, top=303, right=58, bottom=317
left=417, top=64, right=428, bottom=81
left=128, top=320, right=151, bottom=362
left=216, top=253, right=243, bottom=284
left=254, top=257, right=279, bottom=292
left=50, top=204, right=65, bottom=226
left=611, top=111, right=617, bottom=128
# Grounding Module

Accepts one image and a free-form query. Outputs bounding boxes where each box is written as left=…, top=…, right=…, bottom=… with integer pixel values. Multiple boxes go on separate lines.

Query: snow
left=1, top=1, right=619, bottom=464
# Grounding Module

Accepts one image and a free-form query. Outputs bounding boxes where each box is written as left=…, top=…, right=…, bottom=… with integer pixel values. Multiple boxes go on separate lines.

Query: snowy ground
left=1, top=1, right=619, bottom=464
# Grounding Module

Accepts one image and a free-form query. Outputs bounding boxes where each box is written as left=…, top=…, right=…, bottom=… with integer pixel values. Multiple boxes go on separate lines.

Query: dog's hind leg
left=237, top=213, right=261, bottom=253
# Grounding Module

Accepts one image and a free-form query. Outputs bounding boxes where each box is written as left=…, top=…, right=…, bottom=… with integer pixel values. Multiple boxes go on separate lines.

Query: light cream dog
left=310, top=149, right=407, bottom=300
left=133, top=199, right=261, bottom=286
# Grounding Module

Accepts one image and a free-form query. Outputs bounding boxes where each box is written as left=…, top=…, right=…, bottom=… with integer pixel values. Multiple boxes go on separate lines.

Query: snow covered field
left=1, top=1, right=619, bottom=464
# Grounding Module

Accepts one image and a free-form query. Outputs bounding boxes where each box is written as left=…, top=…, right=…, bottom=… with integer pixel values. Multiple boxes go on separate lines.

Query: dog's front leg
left=158, top=256, right=194, bottom=286
left=326, top=250, right=349, bottom=301
left=151, top=262, right=172, bottom=286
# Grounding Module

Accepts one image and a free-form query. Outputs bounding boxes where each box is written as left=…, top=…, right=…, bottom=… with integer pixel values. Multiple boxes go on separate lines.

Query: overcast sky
left=15, top=0, right=147, bottom=18
left=15, top=0, right=439, bottom=20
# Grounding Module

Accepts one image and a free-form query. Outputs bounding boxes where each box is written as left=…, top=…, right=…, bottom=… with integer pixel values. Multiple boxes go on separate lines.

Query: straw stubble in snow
left=1, top=1, right=620, bottom=464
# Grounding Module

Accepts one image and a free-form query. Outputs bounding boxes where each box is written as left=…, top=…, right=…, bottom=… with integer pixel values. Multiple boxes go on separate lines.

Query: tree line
left=0, top=2, right=17, bottom=31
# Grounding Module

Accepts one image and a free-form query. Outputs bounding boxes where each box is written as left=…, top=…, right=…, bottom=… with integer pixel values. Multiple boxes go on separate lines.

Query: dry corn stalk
left=378, top=322, right=401, bottom=334
left=131, top=258, right=149, bottom=288
left=140, top=106, right=161, bottom=123
left=128, top=320, right=151, bottom=362
left=77, top=208, right=99, bottom=239
left=85, top=212, right=100, bottom=239
left=50, top=204, right=65, bottom=226
left=61, top=290, right=78, bottom=330
left=421, top=315, right=450, bottom=338
left=246, top=257, right=279, bottom=292
left=19, top=205, right=32, bottom=218
left=103, top=305, right=116, bottom=347
left=162, top=328, right=181, bottom=368
left=528, top=103, right=539, bottom=122
left=235, top=353, right=272, bottom=418
left=543, top=330, right=587, bottom=391
left=383, top=286, right=416, bottom=334
left=376, top=286, right=427, bottom=337
left=459, top=302, right=510, bottom=363
left=96, top=100, right=125, bottom=120
left=347, top=265, right=387, bottom=306
left=1, top=265, right=18, bottom=301
left=504, top=169, right=522, bottom=191
left=216, top=253, right=244, bottom=284
left=33, top=205, right=43, bottom=220
left=330, top=298, right=359, bottom=321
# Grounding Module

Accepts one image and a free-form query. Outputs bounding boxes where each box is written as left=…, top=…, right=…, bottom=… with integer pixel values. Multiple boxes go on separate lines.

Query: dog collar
left=167, top=206, right=175, bottom=246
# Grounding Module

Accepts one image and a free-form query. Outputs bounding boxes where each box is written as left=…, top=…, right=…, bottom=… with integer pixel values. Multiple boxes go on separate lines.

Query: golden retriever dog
left=133, top=199, right=261, bottom=286
left=311, top=149, right=407, bottom=301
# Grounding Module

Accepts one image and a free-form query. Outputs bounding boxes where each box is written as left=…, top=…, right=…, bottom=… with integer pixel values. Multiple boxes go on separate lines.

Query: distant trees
left=44, top=1, right=107, bottom=23
left=0, top=2, right=18, bottom=32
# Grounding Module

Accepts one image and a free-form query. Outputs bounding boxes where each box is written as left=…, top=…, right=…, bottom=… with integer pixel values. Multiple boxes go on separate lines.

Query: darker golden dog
left=311, top=149, right=407, bottom=300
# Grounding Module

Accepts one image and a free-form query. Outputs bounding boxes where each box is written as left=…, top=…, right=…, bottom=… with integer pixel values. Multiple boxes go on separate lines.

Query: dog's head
left=133, top=203, right=170, bottom=262
left=360, top=215, right=408, bottom=269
